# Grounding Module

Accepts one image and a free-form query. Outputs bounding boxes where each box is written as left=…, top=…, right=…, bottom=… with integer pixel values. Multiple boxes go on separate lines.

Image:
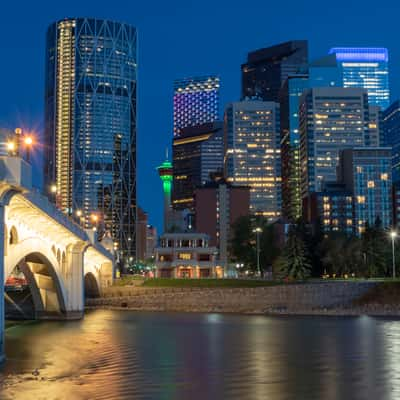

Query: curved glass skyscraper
left=44, top=18, right=137, bottom=262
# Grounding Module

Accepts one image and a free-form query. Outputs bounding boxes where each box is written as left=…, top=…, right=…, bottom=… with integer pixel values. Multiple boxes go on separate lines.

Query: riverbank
left=86, top=281, right=400, bottom=317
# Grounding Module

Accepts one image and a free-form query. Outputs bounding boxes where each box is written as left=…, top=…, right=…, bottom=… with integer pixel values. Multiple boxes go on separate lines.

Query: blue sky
left=0, top=0, right=399, bottom=232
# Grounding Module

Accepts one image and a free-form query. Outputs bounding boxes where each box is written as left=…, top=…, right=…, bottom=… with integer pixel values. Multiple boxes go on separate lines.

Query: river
left=0, top=310, right=400, bottom=399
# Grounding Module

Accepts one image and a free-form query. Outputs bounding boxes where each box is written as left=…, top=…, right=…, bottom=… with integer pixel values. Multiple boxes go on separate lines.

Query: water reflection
left=0, top=311, right=400, bottom=399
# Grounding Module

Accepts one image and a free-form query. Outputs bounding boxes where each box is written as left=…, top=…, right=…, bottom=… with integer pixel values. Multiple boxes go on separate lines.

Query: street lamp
left=252, top=227, right=262, bottom=278
left=390, top=231, right=397, bottom=279
left=7, top=141, right=15, bottom=155
left=24, top=136, right=33, bottom=162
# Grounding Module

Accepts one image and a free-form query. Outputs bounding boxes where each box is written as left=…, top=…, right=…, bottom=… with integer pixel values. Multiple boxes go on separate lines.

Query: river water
left=1, top=310, right=400, bottom=400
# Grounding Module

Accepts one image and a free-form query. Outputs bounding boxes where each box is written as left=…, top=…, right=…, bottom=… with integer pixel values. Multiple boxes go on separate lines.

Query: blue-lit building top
left=329, top=47, right=390, bottom=109
left=173, top=76, right=220, bottom=137
left=44, top=18, right=137, bottom=262
left=383, top=100, right=400, bottom=182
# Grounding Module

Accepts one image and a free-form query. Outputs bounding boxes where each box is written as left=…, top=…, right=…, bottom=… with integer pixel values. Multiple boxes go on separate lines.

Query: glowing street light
left=7, top=141, right=15, bottom=154
left=76, top=209, right=82, bottom=217
left=390, top=231, right=397, bottom=279
left=50, top=184, right=57, bottom=193
left=24, top=135, right=34, bottom=162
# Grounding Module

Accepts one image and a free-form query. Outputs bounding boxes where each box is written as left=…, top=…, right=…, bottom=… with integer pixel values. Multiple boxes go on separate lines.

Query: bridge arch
left=84, top=272, right=101, bottom=298
left=5, top=236, right=69, bottom=317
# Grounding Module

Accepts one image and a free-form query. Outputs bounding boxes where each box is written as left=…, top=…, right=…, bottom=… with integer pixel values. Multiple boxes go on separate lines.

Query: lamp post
left=391, top=231, right=397, bottom=279
left=252, top=227, right=262, bottom=278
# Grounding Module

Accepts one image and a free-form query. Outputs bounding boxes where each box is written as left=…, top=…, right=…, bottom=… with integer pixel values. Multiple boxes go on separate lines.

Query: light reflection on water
left=0, top=310, right=400, bottom=400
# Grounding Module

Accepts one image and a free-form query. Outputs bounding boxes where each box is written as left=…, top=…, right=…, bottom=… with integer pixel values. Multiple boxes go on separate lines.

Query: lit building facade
left=367, top=105, right=382, bottom=147
left=305, top=182, right=353, bottom=235
left=155, top=233, right=220, bottom=278
left=44, top=18, right=137, bottom=262
left=328, top=47, right=390, bottom=109
left=339, top=147, right=392, bottom=234
left=383, top=100, right=400, bottom=182
left=224, top=100, right=281, bottom=219
left=173, top=76, right=220, bottom=137
left=172, top=122, right=224, bottom=211
left=279, top=74, right=309, bottom=221
left=241, top=40, right=308, bottom=102
left=299, top=87, right=368, bottom=199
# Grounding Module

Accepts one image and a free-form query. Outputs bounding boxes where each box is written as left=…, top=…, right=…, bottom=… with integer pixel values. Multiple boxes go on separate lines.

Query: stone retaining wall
left=86, top=282, right=378, bottom=314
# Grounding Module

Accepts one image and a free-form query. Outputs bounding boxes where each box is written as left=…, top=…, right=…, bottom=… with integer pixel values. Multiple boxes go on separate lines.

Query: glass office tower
left=339, top=148, right=392, bottom=234
left=224, top=100, right=281, bottom=219
left=241, top=40, right=308, bottom=102
left=173, top=76, right=220, bottom=137
left=44, top=18, right=137, bottom=262
left=172, top=122, right=224, bottom=211
left=299, top=87, right=368, bottom=199
left=383, top=100, right=400, bottom=182
left=329, top=47, right=390, bottom=109
left=280, top=74, right=309, bottom=221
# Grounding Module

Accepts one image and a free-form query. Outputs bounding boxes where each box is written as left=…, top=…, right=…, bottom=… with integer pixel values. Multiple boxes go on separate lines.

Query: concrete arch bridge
left=0, top=156, right=114, bottom=363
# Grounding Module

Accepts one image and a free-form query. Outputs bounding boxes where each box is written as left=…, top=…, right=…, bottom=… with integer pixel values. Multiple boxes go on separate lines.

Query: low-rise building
left=155, top=233, right=220, bottom=278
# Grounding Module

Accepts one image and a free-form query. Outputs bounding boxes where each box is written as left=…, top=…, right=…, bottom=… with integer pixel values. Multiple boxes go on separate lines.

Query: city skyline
left=1, top=0, right=399, bottom=232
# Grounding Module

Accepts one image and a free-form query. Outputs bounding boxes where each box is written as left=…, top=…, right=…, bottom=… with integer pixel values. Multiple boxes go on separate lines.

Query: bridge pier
left=64, top=243, right=85, bottom=319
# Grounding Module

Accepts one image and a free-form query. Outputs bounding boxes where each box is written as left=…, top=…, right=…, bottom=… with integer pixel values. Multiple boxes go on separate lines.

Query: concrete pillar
left=65, top=243, right=85, bottom=319
left=0, top=204, right=5, bottom=363
left=99, top=262, right=113, bottom=292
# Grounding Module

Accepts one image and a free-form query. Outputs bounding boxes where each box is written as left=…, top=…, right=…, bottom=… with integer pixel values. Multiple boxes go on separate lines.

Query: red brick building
left=195, top=179, right=250, bottom=268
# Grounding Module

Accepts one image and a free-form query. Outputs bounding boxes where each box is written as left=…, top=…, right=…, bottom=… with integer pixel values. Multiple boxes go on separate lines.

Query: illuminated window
left=357, top=196, right=365, bottom=204
left=367, top=181, right=375, bottom=188
left=178, top=253, right=192, bottom=260
left=356, top=166, right=363, bottom=173
left=381, top=173, right=388, bottom=180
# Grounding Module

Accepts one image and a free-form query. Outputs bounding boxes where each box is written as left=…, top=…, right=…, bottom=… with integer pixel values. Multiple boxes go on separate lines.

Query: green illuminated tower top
left=157, top=159, right=173, bottom=194
left=157, top=151, right=173, bottom=232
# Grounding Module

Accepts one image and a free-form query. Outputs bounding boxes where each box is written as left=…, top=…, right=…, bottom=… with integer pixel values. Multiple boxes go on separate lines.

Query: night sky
left=0, top=0, right=398, bottom=232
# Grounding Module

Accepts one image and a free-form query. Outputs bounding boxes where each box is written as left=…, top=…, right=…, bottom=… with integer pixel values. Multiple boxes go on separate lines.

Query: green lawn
left=141, top=278, right=282, bottom=288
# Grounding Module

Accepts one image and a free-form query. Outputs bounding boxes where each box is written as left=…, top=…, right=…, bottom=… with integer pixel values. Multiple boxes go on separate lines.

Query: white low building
left=155, top=233, right=222, bottom=278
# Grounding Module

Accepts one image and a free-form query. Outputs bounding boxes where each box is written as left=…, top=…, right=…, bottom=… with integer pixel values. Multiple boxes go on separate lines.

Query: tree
left=361, top=218, right=387, bottom=277
left=229, top=215, right=280, bottom=272
left=278, top=226, right=312, bottom=280
left=318, top=233, right=363, bottom=277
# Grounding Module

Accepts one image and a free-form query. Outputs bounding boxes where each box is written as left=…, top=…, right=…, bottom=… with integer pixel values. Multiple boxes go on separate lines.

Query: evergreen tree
left=280, top=226, right=312, bottom=280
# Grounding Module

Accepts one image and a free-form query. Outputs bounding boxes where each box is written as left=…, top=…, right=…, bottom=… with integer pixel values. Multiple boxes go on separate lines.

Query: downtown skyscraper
left=299, top=87, right=369, bottom=199
left=241, top=41, right=308, bottom=102
left=44, top=18, right=137, bottom=263
left=328, top=47, right=390, bottom=109
left=224, top=100, right=281, bottom=219
left=172, top=75, right=222, bottom=213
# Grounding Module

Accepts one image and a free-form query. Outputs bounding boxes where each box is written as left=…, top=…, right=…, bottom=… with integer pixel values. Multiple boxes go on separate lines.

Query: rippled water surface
left=1, top=310, right=400, bottom=399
